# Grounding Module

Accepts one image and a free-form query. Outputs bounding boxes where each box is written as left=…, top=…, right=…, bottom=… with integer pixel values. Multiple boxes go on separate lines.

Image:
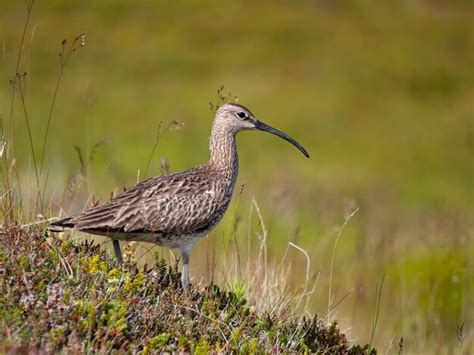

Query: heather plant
left=0, top=225, right=375, bottom=353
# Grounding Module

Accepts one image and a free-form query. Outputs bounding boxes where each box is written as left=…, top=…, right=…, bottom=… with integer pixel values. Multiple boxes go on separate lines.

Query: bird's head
left=214, top=102, right=309, bottom=158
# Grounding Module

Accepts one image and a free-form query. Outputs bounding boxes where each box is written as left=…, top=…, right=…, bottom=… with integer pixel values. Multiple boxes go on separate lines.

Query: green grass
left=0, top=0, right=473, bottom=353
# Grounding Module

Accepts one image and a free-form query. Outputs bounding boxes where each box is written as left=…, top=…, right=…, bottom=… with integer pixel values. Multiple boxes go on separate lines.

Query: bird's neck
left=209, top=125, right=239, bottom=179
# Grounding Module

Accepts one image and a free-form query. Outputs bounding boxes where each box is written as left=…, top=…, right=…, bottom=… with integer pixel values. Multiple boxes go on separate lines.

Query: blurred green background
left=1, top=0, right=473, bottom=352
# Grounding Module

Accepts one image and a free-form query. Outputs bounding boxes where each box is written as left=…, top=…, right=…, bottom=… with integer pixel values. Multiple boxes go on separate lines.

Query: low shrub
left=0, top=225, right=375, bottom=353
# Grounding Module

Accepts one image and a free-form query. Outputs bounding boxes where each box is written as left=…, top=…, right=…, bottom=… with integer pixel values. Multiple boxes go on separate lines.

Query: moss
left=0, top=250, right=6, bottom=262
left=0, top=225, right=375, bottom=353
left=148, top=333, right=172, bottom=349
left=122, top=271, right=145, bottom=293
left=247, top=338, right=260, bottom=353
left=84, top=255, right=107, bottom=274
left=194, top=338, right=211, bottom=354
left=49, top=326, right=65, bottom=346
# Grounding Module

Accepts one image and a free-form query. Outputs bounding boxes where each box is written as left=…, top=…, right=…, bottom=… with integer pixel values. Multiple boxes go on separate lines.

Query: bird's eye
left=237, top=111, right=247, bottom=119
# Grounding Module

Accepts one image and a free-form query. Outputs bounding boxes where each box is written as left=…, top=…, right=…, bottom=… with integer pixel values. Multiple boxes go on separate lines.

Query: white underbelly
left=91, top=230, right=207, bottom=249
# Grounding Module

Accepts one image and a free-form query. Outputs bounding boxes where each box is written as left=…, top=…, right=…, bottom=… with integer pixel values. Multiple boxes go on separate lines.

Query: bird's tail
left=49, top=217, right=75, bottom=232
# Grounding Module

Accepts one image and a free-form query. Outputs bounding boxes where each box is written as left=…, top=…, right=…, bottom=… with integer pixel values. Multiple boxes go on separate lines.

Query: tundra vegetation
left=0, top=225, right=374, bottom=353
left=0, top=0, right=472, bottom=353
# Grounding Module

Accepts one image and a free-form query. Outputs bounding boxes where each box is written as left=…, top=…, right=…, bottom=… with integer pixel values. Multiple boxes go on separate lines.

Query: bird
left=49, top=103, right=309, bottom=288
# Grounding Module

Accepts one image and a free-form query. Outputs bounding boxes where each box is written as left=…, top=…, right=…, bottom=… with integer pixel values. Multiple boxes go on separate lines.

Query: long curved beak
left=254, top=119, right=310, bottom=158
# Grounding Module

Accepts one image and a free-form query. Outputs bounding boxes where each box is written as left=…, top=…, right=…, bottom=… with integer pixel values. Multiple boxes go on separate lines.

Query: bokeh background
left=1, top=0, right=473, bottom=352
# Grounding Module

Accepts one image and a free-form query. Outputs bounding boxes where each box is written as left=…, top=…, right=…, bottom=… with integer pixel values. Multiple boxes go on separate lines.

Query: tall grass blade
left=2, top=0, right=35, bottom=222
left=39, top=33, right=86, bottom=175
left=369, top=274, right=385, bottom=351
left=144, top=120, right=181, bottom=179
left=327, top=207, right=359, bottom=321
left=12, top=73, right=40, bottom=190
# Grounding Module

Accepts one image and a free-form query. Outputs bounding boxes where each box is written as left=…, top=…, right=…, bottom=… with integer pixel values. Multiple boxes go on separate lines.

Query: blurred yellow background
left=1, top=0, right=473, bottom=352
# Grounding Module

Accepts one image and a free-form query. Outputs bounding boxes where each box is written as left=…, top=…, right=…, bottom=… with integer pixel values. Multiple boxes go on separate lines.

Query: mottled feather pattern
left=59, top=163, right=235, bottom=247
left=51, top=121, right=239, bottom=250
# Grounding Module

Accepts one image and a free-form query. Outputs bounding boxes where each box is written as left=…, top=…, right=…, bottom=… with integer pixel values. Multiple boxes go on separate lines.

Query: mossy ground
left=0, top=225, right=375, bottom=353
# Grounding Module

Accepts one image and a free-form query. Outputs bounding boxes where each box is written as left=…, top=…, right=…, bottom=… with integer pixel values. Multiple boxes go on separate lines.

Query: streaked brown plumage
left=49, top=103, right=309, bottom=288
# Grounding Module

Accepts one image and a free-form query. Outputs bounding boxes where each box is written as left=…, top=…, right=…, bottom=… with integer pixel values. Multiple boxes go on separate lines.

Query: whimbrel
left=49, top=103, right=309, bottom=288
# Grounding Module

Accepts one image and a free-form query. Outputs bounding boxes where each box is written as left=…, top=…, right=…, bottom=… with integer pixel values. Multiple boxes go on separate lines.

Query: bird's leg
left=180, top=246, right=191, bottom=289
left=113, top=240, right=123, bottom=263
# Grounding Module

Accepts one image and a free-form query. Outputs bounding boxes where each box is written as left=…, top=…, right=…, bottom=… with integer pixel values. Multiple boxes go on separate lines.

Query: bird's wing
left=71, top=168, right=222, bottom=234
